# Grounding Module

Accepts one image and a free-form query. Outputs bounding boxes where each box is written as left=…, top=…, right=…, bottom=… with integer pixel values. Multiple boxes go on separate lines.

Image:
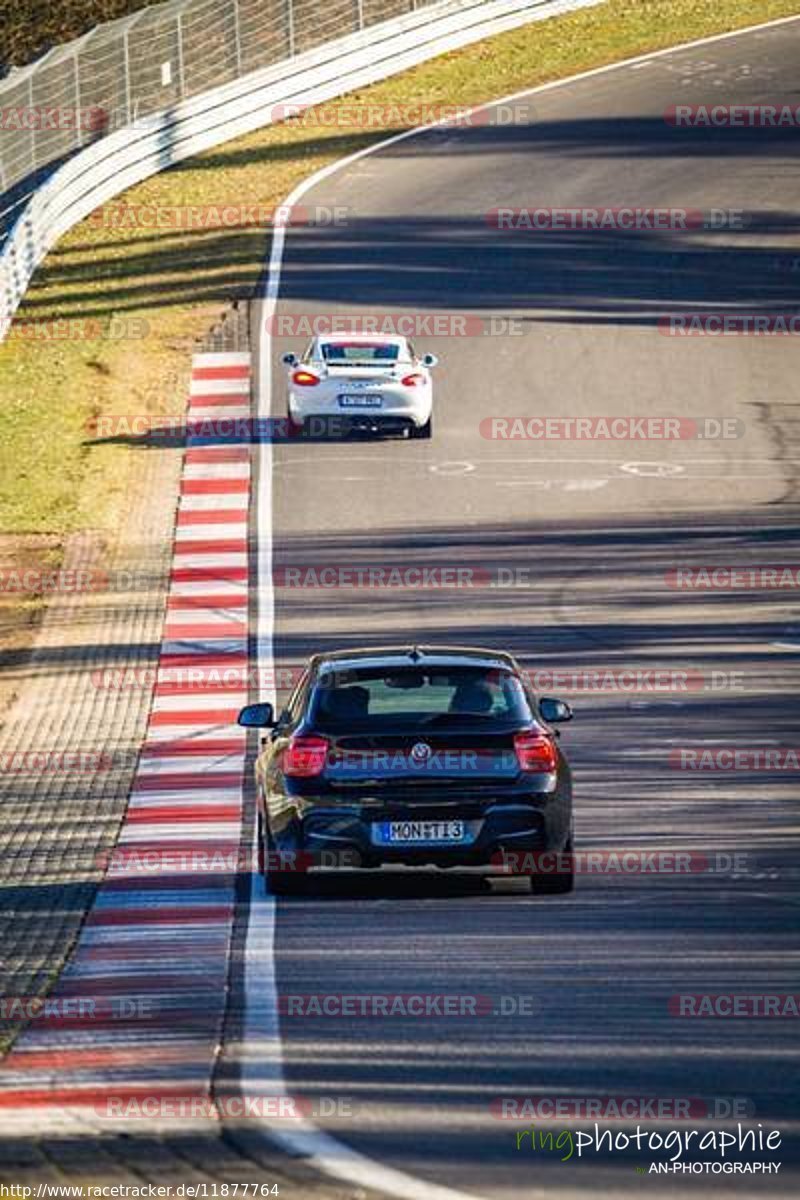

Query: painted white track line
left=243, top=11, right=800, bottom=1200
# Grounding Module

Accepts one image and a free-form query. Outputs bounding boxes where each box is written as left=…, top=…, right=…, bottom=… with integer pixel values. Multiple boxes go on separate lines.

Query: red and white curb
left=0, top=352, right=252, bottom=1129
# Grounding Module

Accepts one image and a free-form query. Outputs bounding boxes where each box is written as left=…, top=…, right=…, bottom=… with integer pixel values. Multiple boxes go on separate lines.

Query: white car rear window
left=320, top=342, right=401, bottom=363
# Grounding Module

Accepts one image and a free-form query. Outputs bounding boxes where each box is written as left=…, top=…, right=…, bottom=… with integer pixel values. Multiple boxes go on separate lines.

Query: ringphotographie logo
left=514, top=1123, right=782, bottom=1168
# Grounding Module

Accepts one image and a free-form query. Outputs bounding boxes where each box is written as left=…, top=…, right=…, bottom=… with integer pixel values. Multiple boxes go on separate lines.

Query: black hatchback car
left=238, top=646, right=574, bottom=895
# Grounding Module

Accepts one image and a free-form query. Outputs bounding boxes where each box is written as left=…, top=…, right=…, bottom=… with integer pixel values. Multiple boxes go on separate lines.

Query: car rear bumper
left=289, top=392, right=431, bottom=431
left=269, top=795, right=570, bottom=871
left=291, top=413, right=424, bottom=436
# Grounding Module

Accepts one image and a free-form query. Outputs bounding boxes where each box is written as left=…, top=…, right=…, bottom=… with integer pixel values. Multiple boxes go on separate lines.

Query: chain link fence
left=0, top=0, right=436, bottom=239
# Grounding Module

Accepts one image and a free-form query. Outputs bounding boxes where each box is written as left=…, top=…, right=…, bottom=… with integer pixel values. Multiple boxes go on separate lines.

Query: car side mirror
left=237, top=702, right=275, bottom=727
left=539, top=697, right=573, bottom=724
left=282, top=352, right=298, bottom=366
left=422, top=353, right=438, bottom=368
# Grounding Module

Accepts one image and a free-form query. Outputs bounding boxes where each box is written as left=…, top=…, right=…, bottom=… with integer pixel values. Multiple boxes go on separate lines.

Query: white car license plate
left=338, top=394, right=383, bottom=408
left=376, top=820, right=465, bottom=845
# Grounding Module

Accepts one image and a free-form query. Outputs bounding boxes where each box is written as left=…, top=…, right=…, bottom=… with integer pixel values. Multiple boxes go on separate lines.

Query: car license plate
left=375, top=820, right=465, bottom=845
left=338, top=394, right=383, bottom=408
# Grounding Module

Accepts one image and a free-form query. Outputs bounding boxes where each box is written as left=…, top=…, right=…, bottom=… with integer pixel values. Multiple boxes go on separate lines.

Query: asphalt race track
left=250, top=18, right=800, bottom=1198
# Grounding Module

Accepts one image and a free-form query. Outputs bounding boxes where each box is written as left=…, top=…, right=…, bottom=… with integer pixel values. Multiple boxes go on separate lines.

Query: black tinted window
left=311, top=666, right=531, bottom=729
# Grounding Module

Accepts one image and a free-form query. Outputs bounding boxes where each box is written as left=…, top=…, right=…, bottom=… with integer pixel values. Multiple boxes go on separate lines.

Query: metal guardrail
left=0, top=0, right=438, bottom=237
left=0, top=0, right=601, bottom=340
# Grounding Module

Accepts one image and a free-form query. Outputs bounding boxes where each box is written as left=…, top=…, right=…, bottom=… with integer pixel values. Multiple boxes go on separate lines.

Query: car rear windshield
left=310, top=665, right=532, bottom=730
left=320, top=342, right=401, bottom=363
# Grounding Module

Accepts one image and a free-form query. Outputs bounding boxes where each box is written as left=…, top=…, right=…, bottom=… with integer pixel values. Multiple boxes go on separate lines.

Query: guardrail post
left=357, top=0, right=364, bottom=30
left=72, top=31, right=96, bottom=137
left=28, top=74, right=36, bottom=172
left=233, top=0, right=243, bottom=76
left=287, top=0, right=295, bottom=58
left=177, top=12, right=186, bottom=96
left=74, top=49, right=81, bottom=124
left=121, top=10, right=148, bottom=127
left=123, top=26, right=133, bottom=124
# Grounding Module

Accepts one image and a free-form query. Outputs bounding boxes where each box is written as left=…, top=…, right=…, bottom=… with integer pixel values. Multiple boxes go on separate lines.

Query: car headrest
left=448, top=681, right=494, bottom=714
left=317, top=685, right=370, bottom=721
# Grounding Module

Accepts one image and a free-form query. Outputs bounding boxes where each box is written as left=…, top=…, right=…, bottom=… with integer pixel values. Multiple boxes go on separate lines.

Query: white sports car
left=282, top=332, right=437, bottom=438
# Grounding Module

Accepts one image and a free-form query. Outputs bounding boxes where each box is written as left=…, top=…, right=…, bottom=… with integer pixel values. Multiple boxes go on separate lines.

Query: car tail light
left=282, top=735, right=329, bottom=777
left=401, top=372, right=425, bottom=386
left=292, top=369, right=320, bottom=386
left=514, top=731, right=557, bottom=773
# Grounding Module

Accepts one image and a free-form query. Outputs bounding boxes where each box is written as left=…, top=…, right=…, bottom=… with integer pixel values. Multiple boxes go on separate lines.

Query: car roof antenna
left=408, top=646, right=423, bottom=662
